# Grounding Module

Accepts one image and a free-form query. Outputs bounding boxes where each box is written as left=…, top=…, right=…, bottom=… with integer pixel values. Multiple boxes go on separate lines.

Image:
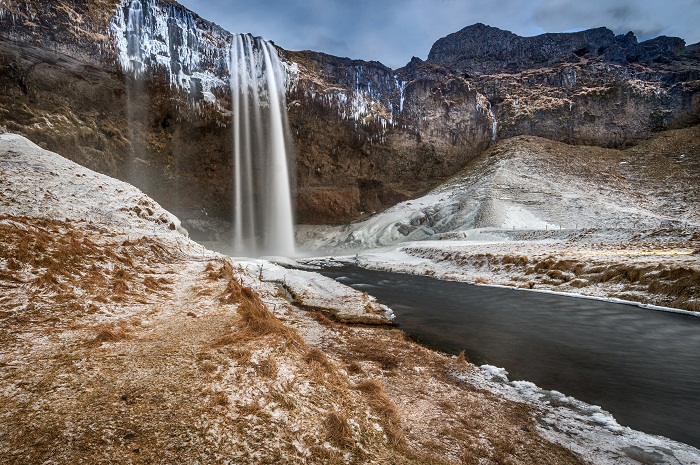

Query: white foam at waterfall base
left=229, top=34, right=296, bottom=257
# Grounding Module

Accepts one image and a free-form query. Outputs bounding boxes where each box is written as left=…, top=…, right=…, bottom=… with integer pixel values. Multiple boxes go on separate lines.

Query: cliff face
left=0, top=1, right=699, bottom=233
left=0, top=0, right=237, bottom=238
left=428, top=24, right=700, bottom=147
left=427, top=24, right=690, bottom=75
left=286, top=52, right=493, bottom=223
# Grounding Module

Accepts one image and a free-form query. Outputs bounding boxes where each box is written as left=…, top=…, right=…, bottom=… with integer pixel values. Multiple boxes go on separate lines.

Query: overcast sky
left=178, top=0, right=700, bottom=69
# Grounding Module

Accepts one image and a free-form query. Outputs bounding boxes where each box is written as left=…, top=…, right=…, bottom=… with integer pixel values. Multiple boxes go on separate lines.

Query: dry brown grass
left=0, top=216, right=180, bottom=319
left=353, top=379, right=405, bottom=447
left=143, top=275, right=171, bottom=292
left=256, top=357, right=278, bottom=379
left=502, top=254, right=529, bottom=266
left=343, top=334, right=403, bottom=372
left=324, top=411, right=355, bottom=449
left=91, top=326, right=131, bottom=345
left=310, top=310, right=337, bottom=327
left=305, top=347, right=335, bottom=371
left=211, top=390, right=230, bottom=407
left=406, top=242, right=700, bottom=311
left=456, top=350, right=469, bottom=364
left=206, top=259, right=304, bottom=346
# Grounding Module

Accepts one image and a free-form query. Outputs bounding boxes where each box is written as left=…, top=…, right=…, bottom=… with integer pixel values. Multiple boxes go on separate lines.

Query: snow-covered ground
left=460, top=364, right=700, bottom=465
left=0, top=132, right=189, bottom=238
left=235, top=258, right=394, bottom=324
left=300, top=237, right=699, bottom=313
left=3, top=131, right=700, bottom=463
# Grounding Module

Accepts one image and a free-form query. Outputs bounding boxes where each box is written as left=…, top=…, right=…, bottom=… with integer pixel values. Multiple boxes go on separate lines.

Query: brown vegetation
left=1, top=214, right=588, bottom=464
left=0, top=216, right=186, bottom=328
left=324, top=411, right=355, bottom=449
left=353, top=379, right=405, bottom=447
left=406, top=243, right=700, bottom=311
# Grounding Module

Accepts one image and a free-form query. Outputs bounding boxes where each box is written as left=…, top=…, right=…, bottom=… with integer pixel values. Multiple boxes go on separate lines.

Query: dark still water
left=318, top=265, right=700, bottom=449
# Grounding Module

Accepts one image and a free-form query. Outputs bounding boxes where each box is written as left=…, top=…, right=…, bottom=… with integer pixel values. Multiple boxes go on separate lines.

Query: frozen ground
left=2, top=132, right=699, bottom=463
left=0, top=133, right=189, bottom=237
left=300, top=237, right=700, bottom=313
left=459, top=365, right=700, bottom=465
left=237, top=258, right=394, bottom=324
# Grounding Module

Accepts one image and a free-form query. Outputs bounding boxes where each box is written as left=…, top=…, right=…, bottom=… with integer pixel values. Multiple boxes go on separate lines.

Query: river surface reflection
left=318, top=265, right=700, bottom=449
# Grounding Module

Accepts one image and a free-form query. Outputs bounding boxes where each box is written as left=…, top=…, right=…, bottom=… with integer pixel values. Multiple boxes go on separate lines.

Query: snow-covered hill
left=298, top=127, right=700, bottom=252
left=0, top=132, right=188, bottom=236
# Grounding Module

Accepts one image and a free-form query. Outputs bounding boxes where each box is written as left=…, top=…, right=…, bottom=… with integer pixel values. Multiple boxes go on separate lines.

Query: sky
left=178, top=0, right=700, bottom=69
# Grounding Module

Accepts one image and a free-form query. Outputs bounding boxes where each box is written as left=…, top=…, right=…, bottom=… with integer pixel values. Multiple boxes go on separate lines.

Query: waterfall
left=125, top=0, right=144, bottom=74
left=229, top=34, right=295, bottom=257
left=488, top=104, right=498, bottom=142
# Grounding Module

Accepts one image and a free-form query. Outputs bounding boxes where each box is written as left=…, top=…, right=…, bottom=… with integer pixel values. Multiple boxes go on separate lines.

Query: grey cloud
left=534, top=0, right=699, bottom=44
left=310, top=34, right=350, bottom=56
left=608, top=5, right=632, bottom=21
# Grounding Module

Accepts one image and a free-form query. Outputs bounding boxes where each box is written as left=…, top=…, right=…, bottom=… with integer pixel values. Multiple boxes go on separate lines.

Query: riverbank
left=315, top=264, right=700, bottom=450
left=298, top=236, right=700, bottom=314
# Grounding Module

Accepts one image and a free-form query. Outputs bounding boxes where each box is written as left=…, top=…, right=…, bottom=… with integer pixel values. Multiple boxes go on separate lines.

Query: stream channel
left=316, top=264, right=700, bottom=449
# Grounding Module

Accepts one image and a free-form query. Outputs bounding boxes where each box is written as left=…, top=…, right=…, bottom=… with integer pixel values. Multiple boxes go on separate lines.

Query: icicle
left=488, top=104, right=498, bottom=142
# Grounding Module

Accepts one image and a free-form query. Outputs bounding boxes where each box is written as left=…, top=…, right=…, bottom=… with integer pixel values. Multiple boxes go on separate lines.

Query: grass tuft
left=353, top=379, right=404, bottom=447
left=324, top=411, right=355, bottom=449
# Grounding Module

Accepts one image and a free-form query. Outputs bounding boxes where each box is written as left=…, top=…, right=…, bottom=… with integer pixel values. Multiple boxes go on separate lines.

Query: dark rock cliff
left=1, top=1, right=699, bottom=235
left=428, top=23, right=692, bottom=75
left=286, top=52, right=493, bottom=223
left=428, top=24, right=700, bottom=147
left=0, top=0, right=234, bottom=238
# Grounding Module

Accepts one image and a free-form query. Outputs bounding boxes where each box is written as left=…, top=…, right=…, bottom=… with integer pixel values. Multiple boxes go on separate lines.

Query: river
left=318, top=264, right=700, bottom=449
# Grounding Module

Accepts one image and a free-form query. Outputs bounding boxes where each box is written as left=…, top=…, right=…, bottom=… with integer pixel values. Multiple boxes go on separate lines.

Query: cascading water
left=124, top=0, right=144, bottom=74
left=229, top=34, right=295, bottom=257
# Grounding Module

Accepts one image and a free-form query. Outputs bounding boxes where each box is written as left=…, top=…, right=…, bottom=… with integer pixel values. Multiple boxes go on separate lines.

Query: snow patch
left=456, top=365, right=700, bottom=464
left=235, top=259, right=394, bottom=324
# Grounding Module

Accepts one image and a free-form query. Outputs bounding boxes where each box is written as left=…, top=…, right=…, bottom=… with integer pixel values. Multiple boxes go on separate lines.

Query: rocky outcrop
left=0, top=0, right=238, bottom=239
left=286, top=52, right=493, bottom=223
left=428, top=24, right=700, bottom=147
left=478, top=60, right=700, bottom=146
left=427, top=23, right=693, bottom=75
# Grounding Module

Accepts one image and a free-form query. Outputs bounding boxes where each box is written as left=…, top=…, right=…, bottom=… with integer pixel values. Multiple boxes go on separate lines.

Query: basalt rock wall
left=286, top=52, right=494, bottom=223
left=0, top=0, right=238, bottom=239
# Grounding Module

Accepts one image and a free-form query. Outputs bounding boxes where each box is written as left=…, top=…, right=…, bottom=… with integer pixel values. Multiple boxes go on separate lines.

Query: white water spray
left=229, top=34, right=295, bottom=257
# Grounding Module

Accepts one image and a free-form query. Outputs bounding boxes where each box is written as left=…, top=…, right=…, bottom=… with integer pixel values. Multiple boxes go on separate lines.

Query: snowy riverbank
left=3, top=132, right=699, bottom=463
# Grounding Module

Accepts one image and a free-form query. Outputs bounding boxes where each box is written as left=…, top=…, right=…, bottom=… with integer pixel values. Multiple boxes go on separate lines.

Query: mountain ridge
left=427, top=23, right=695, bottom=76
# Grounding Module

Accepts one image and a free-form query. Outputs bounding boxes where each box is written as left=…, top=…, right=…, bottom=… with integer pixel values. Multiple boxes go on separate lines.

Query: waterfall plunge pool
left=316, top=264, right=700, bottom=450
